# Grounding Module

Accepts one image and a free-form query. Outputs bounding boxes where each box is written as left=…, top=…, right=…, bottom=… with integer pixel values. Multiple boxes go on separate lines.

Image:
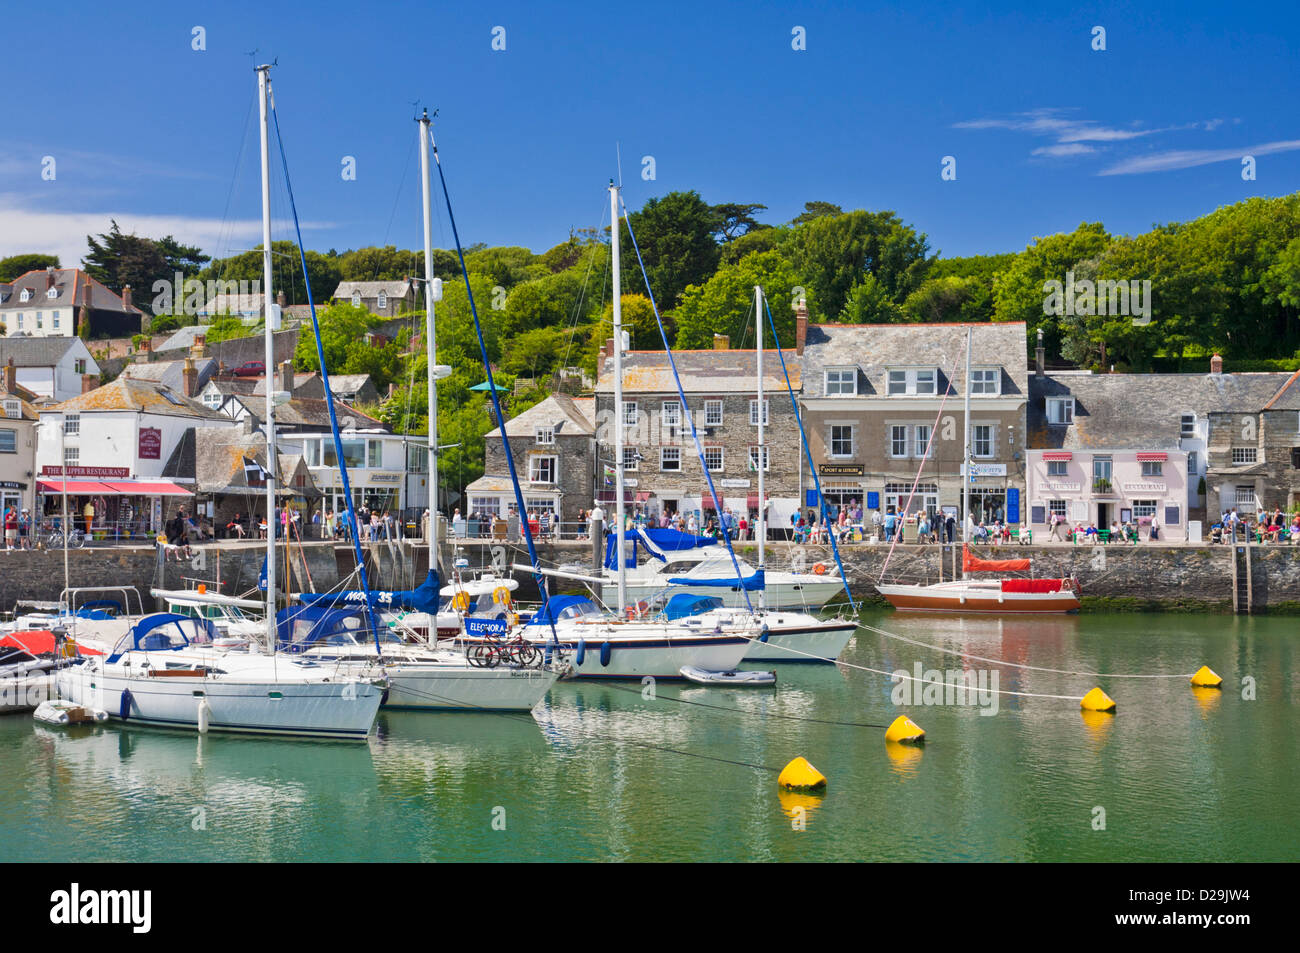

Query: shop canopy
left=37, top=479, right=192, bottom=496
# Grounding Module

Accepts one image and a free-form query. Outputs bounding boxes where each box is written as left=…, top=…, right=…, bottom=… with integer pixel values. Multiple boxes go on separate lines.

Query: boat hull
left=876, top=583, right=1080, bottom=614
left=57, top=665, right=383, bottom=740
left=381, top=664, right=557, bottom=711
left=742, top=621, right=856, bottom=662
left=526, top=631, right=751, bottom=679
left=619, top=579, right=845, bottom=612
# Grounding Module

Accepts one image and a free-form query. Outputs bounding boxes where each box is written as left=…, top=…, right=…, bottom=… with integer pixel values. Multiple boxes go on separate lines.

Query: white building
left=0, top=337, right=101, bottom=402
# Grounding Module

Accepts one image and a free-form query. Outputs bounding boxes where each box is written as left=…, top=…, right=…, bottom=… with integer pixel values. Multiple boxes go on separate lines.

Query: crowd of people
left=1209, top=507, right=1300, bottom=544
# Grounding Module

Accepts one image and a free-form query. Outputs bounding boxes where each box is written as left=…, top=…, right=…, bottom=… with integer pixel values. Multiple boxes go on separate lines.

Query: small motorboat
left=680, top=666, right=776, bottom=687
left=33, top=699, right=108, bottom=726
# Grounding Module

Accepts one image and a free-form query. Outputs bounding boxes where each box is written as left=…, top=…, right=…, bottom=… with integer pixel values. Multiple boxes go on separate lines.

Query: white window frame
left=748, top=445, right=769, bottom=472
left=63, top=413, right=80, bottom=436
left=887, top=367, right=937, bottom=396
left=377, top=291, right=387, bottom=310
left=973, top=424, right=994, bottom=458
left=0, top=429, right=15, bottom=454
left=1140, top=461, right=1163, bottom=477
left=1132, top=499, right=1158, bottom=519
left=970, top=367, right=1000, bottom=396
left=825, top=367, right=857, bottom=396
left=1047, top=460, right=1068, bottom=477
left=661, top=400, right=681, bottom=428
left=703, top=399, right=723, bottom=427
left=1234, top=485, right=1256, bottom=509
left=660, top=447, right=681, bottom=471
left=1048, top=499, right=1067, bottom=519
left=829, top=424, right=854, bottom=458
left=1046, top=397, right=1074, bottom=425
left=351, top=291, right=361, bottom=307
left=703, top=446, right=724, bottom=472
left=889, top=424, right=908, bottom=458
left=528, top=455, right=558, bottom=484
left=1231, top=447, right=1257, bottom=465
left=749, top=399, right=769, bottom=426
left=19, top=289, right=31, bottom=302
left=535, top=427, right=555, bottom=445
left=2, top=399, right=19, bottom=419
left=622, top=401, right=638, bottom=427
left=914, top=424, right=932, bottom=458
left=63, top=446, right=79, bottom=466
left=1181, top=413, right=1196, bottom=437
left=623, top=446, right=640, bottom=472
left=46, top=287, right=58, bottom=299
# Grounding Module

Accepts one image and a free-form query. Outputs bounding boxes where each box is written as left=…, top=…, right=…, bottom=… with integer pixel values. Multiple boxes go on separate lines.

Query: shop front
left=36, top=468, right=192, bottom=540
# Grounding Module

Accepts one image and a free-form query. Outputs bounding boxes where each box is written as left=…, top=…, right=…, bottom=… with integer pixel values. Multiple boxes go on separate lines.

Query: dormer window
left=19, top=289, right=32, bottom=302
left=825, top=368, right=856, bottom=396
left=46, top=287, right=58, bottom=299
left=377, top=291, right=387, bottom=310
left=536, top=427, right=554, bottom=445
left=3, top=400, right=20, bottom=419
left=1046, top=397, right=1074, bottom=424
left=887, top=368, right=937, bottom=396
left=351, top=291, right=361, bottom=307
left=970, top=367, right=1000, bottom=396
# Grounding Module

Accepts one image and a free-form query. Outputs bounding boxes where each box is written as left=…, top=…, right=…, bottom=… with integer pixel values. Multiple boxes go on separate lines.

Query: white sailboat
left=55, top=66, right=386, bottom=738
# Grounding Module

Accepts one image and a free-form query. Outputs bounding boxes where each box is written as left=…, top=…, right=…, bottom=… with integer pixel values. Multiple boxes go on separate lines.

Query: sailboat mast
left=962, top=324, right=972, bottom=577
left=419, top=110, right=438, bottom=568
left=755, top=284, right=764, bottom=610
left=257, top=64, right=276, bottom=649
left=610, top=181, right=626, bottom=615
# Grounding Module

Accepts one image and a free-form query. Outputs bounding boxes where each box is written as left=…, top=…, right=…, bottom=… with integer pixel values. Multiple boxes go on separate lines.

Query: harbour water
left=2, top=610, right=1296, bottom=862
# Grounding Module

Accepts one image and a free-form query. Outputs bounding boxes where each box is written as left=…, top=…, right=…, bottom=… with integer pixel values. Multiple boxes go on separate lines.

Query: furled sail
left=962, top=544, right=1030, bottom=573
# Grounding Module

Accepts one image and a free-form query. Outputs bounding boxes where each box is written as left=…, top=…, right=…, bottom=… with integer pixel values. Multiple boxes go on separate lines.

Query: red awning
left=635, top=491, right=650, bottom=503
left=701, top=493, right=720, bottom=510
left=747, top=493, right=759, bottom=509
left=100, top=481, right=193, bottom=496
left=37, top=480, right=114, bottom=495
left=1136, top=452, right=1167, bottom=462
left=1042, top=451, right=1072, bottom=462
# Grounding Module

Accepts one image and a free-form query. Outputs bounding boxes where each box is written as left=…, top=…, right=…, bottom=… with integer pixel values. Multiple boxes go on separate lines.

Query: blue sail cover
left=604, top=527, right=716, bottom=570
left=296, top=568, right=442, bottom=615
left=662, top=593, right=725, bottom=620
left=667, top=569, right=765, bottom=591
left=523, top=595, right=598, bottom=628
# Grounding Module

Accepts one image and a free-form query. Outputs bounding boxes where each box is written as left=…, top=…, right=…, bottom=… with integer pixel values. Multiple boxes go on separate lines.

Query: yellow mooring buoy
left=884, top=715, right=926, bottom=744
left=1190, top=665, right=1223, bottom=688
left=1080, top=687, right=1116, bottom=712
left=778, top=757, right=827, bottom=790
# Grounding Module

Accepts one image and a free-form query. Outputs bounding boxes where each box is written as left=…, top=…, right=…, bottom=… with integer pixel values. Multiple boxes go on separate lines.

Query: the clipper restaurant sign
left=40, top=466, right=130, bottom=478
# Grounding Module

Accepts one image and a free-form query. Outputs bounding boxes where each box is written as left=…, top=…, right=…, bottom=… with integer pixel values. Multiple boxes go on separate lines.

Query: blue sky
left=2, top=0, right=1298, bottom=269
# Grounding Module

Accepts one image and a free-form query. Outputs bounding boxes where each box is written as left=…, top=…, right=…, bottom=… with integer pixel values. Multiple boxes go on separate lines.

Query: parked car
left=232, top=361, right=265, bottom=377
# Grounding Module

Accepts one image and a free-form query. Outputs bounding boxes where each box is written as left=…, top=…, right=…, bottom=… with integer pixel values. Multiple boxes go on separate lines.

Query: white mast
left=257, top=64, right=276, bottom=648
left=755, top=284, right=765, bottom=610
left=610, top=182, right=626, bottom=615
left=419, top=110, right=439, bottom=570
left=962, top=324, right=972, bottom=573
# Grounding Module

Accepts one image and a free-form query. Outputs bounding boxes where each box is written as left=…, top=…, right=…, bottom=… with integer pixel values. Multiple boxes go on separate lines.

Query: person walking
left=1149, top=512, right=1161, bottom=542
left=3, top=506, right=17, bottom=550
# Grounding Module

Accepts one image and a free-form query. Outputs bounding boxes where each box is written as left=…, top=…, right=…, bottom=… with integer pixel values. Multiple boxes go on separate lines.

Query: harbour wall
left=3, top=539, right=1298, bottom=614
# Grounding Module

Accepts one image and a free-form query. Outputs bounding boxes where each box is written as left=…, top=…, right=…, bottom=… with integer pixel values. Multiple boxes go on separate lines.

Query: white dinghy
left=679, top=666, right=776, bottom=687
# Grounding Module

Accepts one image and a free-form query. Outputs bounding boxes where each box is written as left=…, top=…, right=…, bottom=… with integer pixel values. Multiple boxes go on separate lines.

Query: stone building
left=797, top=316, right=1029, bottom=526
left=469, top=393, right=596, bottom=530
left=331, top=280, right=418, bottom=317
left=1203, top=364, right=1300, bottom=517
left=592, top=336, right=803, bottom=524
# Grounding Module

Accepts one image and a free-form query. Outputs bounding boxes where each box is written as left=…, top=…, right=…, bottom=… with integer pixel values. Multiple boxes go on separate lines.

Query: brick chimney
left=794, top=298, right=809, bottom=356
left=181, top=357, right=198, bottom=398
left=713, top=334, right=730, bottom=351
left=3, top=359, right=15, bottom=395
left=279, top=359, right=294, bottom=394
left=277, top=289, right=287, bottom=308
left=45, top=266, right=55, bottom=290
left=190, top=332, right=206, bottom=361
left=81, top=374, right=95, bottom=394
left=1035, top=328, right=1045, bottom=377
left=1211, top=353, right=1223, bottom=375
left=122, top=284, right=132, bottom=311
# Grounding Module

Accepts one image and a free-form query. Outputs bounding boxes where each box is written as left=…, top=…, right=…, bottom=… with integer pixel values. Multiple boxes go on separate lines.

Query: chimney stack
left=182, top=357, right=198, bottom=398
left=190, top=332, right=206, bottom=361
left=3, top=359, right=16, bottom=395
left=122, top=284, right=132, bottom=311
left=713, top=334, right=730, bottom=351
left=1035, top=328, right=1045, bottom=377
left=1211, top=353, right=1223, bottom=375
left=280, top=359, right=294, bottom=395
left=277, top=289, right=287, bottom=308
left=794, top=298, right=809, bottom=356
left=45, top=267, right=55, bottom=290
left=81, top=373, right=95, bottom=395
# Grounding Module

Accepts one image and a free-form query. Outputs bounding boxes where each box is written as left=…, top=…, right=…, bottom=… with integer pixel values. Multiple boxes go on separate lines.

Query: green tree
left=903, top=274, right=993, bottom=323
left=618, top=191, right=721, bottom=311
left=673, top=250, right=806, bottom=349
left=790, top=201, right=843, bottom=225
left=84, top=221, right=167, bottom=310
left=0, top=253, right=60, bottom=282
left=200, top=241, right=342, bottom=308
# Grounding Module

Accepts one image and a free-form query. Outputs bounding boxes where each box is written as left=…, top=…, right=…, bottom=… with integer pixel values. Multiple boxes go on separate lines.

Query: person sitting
left=1084, top=523, right=1099, bottom=540
left=1109, top=520, right=1122, bottom=543
left=1123, top=520, right=1138, bottom=543
left=226, top=513, right=247, bottom=539
left=1209, top=522, right=1224, bottom=544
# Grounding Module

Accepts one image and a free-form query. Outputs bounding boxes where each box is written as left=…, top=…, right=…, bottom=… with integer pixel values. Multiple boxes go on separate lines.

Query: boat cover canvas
left=604, top=527, right=715, bottom=570
left=667, top=569, right=765, bottom=591
left=662, top=594, right=725, bottom=620
left=523, top=595, right=598, bottom=628
left=1000, top=578, right=1063, bottom=593
left=296, top=568, right=442, bottom=615
left=962, top=545, right=1031, bottom=573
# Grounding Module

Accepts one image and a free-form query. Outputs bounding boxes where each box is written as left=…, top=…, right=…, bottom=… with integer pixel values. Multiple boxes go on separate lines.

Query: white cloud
left=1031, top=143, right=1097, bottom=158
left=1098, top=139, right=1300, bottom=175
left=955, top=108, right=1214, bottom=160
left=0, top=194, right=333, bottom=271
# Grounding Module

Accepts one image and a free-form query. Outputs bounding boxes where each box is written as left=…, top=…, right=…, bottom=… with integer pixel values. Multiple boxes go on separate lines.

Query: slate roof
left=595, top=349, right=801, bottom=395
left=0, top=268, right=142, bottom=315
left=228, top=395, right=387, bottom=431
left=799, top=321, right=1029, bottom=399
left=333, top=280, right=413, bottom=298
left=1027, top=371, right=1300, bottom=450
left=121, top=357, right=218, bottom=395
left=47, top=376, right=227, bottom=419
left=154, top=324, right=209, bottom=353
left=486, top=393, right=596, bottom=439
left=0, top=336, right=96, bottom=369
left=193, top=429, right=321, bottom=497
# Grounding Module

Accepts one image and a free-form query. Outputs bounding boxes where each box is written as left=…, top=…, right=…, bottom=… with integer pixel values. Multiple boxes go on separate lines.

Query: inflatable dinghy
left=33, top=700, right=108, bottom=726
left=680, top=666, right=776, bottom=687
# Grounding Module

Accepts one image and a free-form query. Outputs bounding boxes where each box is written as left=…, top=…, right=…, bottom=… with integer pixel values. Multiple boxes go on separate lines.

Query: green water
left=2, top=610, right=1297, bottom=862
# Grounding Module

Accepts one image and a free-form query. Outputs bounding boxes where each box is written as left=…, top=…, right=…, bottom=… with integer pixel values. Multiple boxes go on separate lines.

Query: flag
left=258, top=555, right=268, bottom=591
left=243, top=456, right=266, bottom=484
left=603, top=464, right=615, bottom=486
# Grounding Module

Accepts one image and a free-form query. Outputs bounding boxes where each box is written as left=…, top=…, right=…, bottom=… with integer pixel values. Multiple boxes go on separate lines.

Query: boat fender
left=119, top=688, right=133, bottom=721
left=600, top=641, right=612, bottom=667
left=759, top=625, right=770, bottom=643
left=575, top=639, right=586, bottom=666
left=197, top=697, right=211, bottom=734
left=380, top=687, right=390, bottom=707
left=813, top=562, right=827, bottom=575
